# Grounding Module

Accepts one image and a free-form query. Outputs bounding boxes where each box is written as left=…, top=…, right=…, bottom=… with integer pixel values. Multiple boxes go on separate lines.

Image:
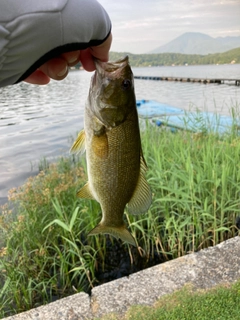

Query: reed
left=0, top=112, right=240, bottom=317
left=133, top=120, right=240, bottom=258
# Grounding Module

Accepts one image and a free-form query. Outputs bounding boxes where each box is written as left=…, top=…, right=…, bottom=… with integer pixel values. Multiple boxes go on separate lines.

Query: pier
left=134, top=76, right=240, bottom=86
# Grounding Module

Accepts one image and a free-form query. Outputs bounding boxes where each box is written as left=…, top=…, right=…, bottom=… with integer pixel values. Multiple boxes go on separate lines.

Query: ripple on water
left=0, top=65, right=240, bottom=205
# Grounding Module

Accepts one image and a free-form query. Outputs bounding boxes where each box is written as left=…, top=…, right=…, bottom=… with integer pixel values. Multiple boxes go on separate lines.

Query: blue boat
left=136, top=99, right=239, bottom=134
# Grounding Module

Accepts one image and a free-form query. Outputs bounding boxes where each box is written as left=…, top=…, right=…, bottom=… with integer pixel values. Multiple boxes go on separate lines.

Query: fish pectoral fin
left=92, top=132, right=109, bottom=159
left=127, top=170, right=152, bottom=215
left=77, top=182, right=95, bottom=200
left=88, top=223, right=136, bottom=247
left=70, top=130, right=85, bottom=155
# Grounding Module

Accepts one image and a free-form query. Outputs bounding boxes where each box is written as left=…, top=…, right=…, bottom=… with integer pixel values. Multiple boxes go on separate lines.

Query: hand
left=24, top=33, right=112, bottom=85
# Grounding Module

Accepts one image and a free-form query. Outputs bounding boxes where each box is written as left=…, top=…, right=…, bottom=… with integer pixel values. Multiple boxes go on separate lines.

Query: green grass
left=98, top=280, right=240, bottom=320
left=0, top=113, right=240, bottom=318
left=136, top=120, right=240, bottom=257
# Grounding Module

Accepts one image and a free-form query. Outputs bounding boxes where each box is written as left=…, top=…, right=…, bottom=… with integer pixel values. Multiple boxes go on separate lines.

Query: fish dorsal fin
left=88, top=223, right=136, bottom=247
left=127, top=155, right=152, bottom=215
left=77, top=182, right=95, bottom=200
left=70, top=130, right=85, bottom=155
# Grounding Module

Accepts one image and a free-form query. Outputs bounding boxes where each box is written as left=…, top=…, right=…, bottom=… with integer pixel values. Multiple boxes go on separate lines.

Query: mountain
left=150, top=32, right=240, bottom=55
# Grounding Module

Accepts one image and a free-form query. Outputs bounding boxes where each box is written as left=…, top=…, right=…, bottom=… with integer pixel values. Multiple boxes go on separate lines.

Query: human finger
left=80, top=33, right=112, bottom=72
left=24, top=57, right=68, bottom=83
left=91, top=33, right=112, bottom=62
left=38, top=57, right=69, bottom=80
left=23, top=69, right=50, bottom=85
left=61, top=51, right=80, bottom=66
left=80, top=49, right=96, bottom=72
left=23, top=34, right=111, bottom=83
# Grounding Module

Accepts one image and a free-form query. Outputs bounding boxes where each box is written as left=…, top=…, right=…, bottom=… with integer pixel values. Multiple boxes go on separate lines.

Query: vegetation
left=100, top=280, right=240, bottom=320
left=109, top=47, right=240, bottom=67
left=0, top=112, right=240, bottom=318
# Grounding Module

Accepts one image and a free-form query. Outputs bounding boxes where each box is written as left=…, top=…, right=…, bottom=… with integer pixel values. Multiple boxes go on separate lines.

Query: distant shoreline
left=71, top=47, right=239, bottom=69
left=109, top=47, right=240, bottom=67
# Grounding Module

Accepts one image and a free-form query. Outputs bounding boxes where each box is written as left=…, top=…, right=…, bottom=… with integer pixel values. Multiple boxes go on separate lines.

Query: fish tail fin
left=88, top=223, right=136, bottom=247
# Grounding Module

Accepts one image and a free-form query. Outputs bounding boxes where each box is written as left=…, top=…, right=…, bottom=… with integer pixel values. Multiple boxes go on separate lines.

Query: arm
left=0, top=0, right=112, bottom=87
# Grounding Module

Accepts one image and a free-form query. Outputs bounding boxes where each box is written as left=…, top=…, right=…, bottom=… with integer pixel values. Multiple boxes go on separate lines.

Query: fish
left=70, top=56, right=151, bottom=246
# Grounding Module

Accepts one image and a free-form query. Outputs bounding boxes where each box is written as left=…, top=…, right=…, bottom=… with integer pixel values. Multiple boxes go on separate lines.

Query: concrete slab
left=2, top=236, right=240, bottom=320
left=3, top=292, right=91, bottom=320
left=91, top=236, right=240, bottom=318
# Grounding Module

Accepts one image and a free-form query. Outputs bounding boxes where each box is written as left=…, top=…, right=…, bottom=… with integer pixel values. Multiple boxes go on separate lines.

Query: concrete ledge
left=3, top=236, right=240, bottom=320
left=3, top=293, right=91, bottom=320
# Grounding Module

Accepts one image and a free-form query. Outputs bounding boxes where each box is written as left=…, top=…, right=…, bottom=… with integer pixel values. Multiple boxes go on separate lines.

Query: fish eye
left=121, top=79, right=131, bottom=90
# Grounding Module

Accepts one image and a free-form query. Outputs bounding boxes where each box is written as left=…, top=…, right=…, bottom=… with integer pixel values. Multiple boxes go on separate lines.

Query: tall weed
left=1, top=112, right=240, bottom=317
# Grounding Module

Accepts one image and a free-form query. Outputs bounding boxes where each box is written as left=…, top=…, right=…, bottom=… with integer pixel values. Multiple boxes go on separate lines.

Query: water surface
left=0, top=64, right=240, bottom=205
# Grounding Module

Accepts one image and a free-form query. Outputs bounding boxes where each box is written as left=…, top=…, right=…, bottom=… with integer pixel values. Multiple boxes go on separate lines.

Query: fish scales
left=86, top=109, right=140, bottom=224
left=71, top=56, right=151, bottom=246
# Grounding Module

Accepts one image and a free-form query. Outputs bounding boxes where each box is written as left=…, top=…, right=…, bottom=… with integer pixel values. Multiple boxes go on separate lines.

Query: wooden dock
left=134, top=76, right=240, bottom=86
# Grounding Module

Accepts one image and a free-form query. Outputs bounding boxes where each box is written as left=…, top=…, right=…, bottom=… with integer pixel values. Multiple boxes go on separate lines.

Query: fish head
left=89, top=56, right=136, bottom=129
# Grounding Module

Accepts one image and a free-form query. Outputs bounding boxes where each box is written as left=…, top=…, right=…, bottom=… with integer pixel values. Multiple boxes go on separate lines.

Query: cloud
left=97, top=0, right=240, bottom=53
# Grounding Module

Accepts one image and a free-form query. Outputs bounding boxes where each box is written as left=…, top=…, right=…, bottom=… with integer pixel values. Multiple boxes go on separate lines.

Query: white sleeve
left=0, top=0, right=111, bottom=87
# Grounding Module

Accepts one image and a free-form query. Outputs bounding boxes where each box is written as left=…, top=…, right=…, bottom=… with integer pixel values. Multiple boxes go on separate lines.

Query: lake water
left=0, top=64, right=240, bottom=205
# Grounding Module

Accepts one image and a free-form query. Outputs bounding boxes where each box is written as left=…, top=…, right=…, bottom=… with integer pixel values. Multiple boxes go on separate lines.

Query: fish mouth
left=95, top=56, right=129, bottom=74
left=90, top=55, right=133, bottom=129
left=92, top=55, right=130, bottom=92
left=91, top=55, right=130, bottom=100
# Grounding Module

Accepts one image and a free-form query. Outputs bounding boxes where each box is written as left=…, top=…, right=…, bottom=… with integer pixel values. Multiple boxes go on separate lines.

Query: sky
left=97, top=0, right=240, bottom=54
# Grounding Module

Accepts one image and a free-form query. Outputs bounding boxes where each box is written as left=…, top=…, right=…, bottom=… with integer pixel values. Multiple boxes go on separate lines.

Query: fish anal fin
left=70, top=130, right=85, bottom=155
left=88, top=223, right=136, bottom=247
left=77, top=182, right=95, bottom=200
left=92, top=132, right=108, bottom=159
left=127, top=171, right=152, bottom=215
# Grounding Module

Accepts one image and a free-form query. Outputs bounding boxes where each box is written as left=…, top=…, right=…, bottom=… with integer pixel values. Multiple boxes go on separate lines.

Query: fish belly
left=86, top=111, right=140, bottom=225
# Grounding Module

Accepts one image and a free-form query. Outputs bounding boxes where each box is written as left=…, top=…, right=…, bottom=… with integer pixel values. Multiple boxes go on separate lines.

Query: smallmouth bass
left=71, top=56, right=151, bottom=246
